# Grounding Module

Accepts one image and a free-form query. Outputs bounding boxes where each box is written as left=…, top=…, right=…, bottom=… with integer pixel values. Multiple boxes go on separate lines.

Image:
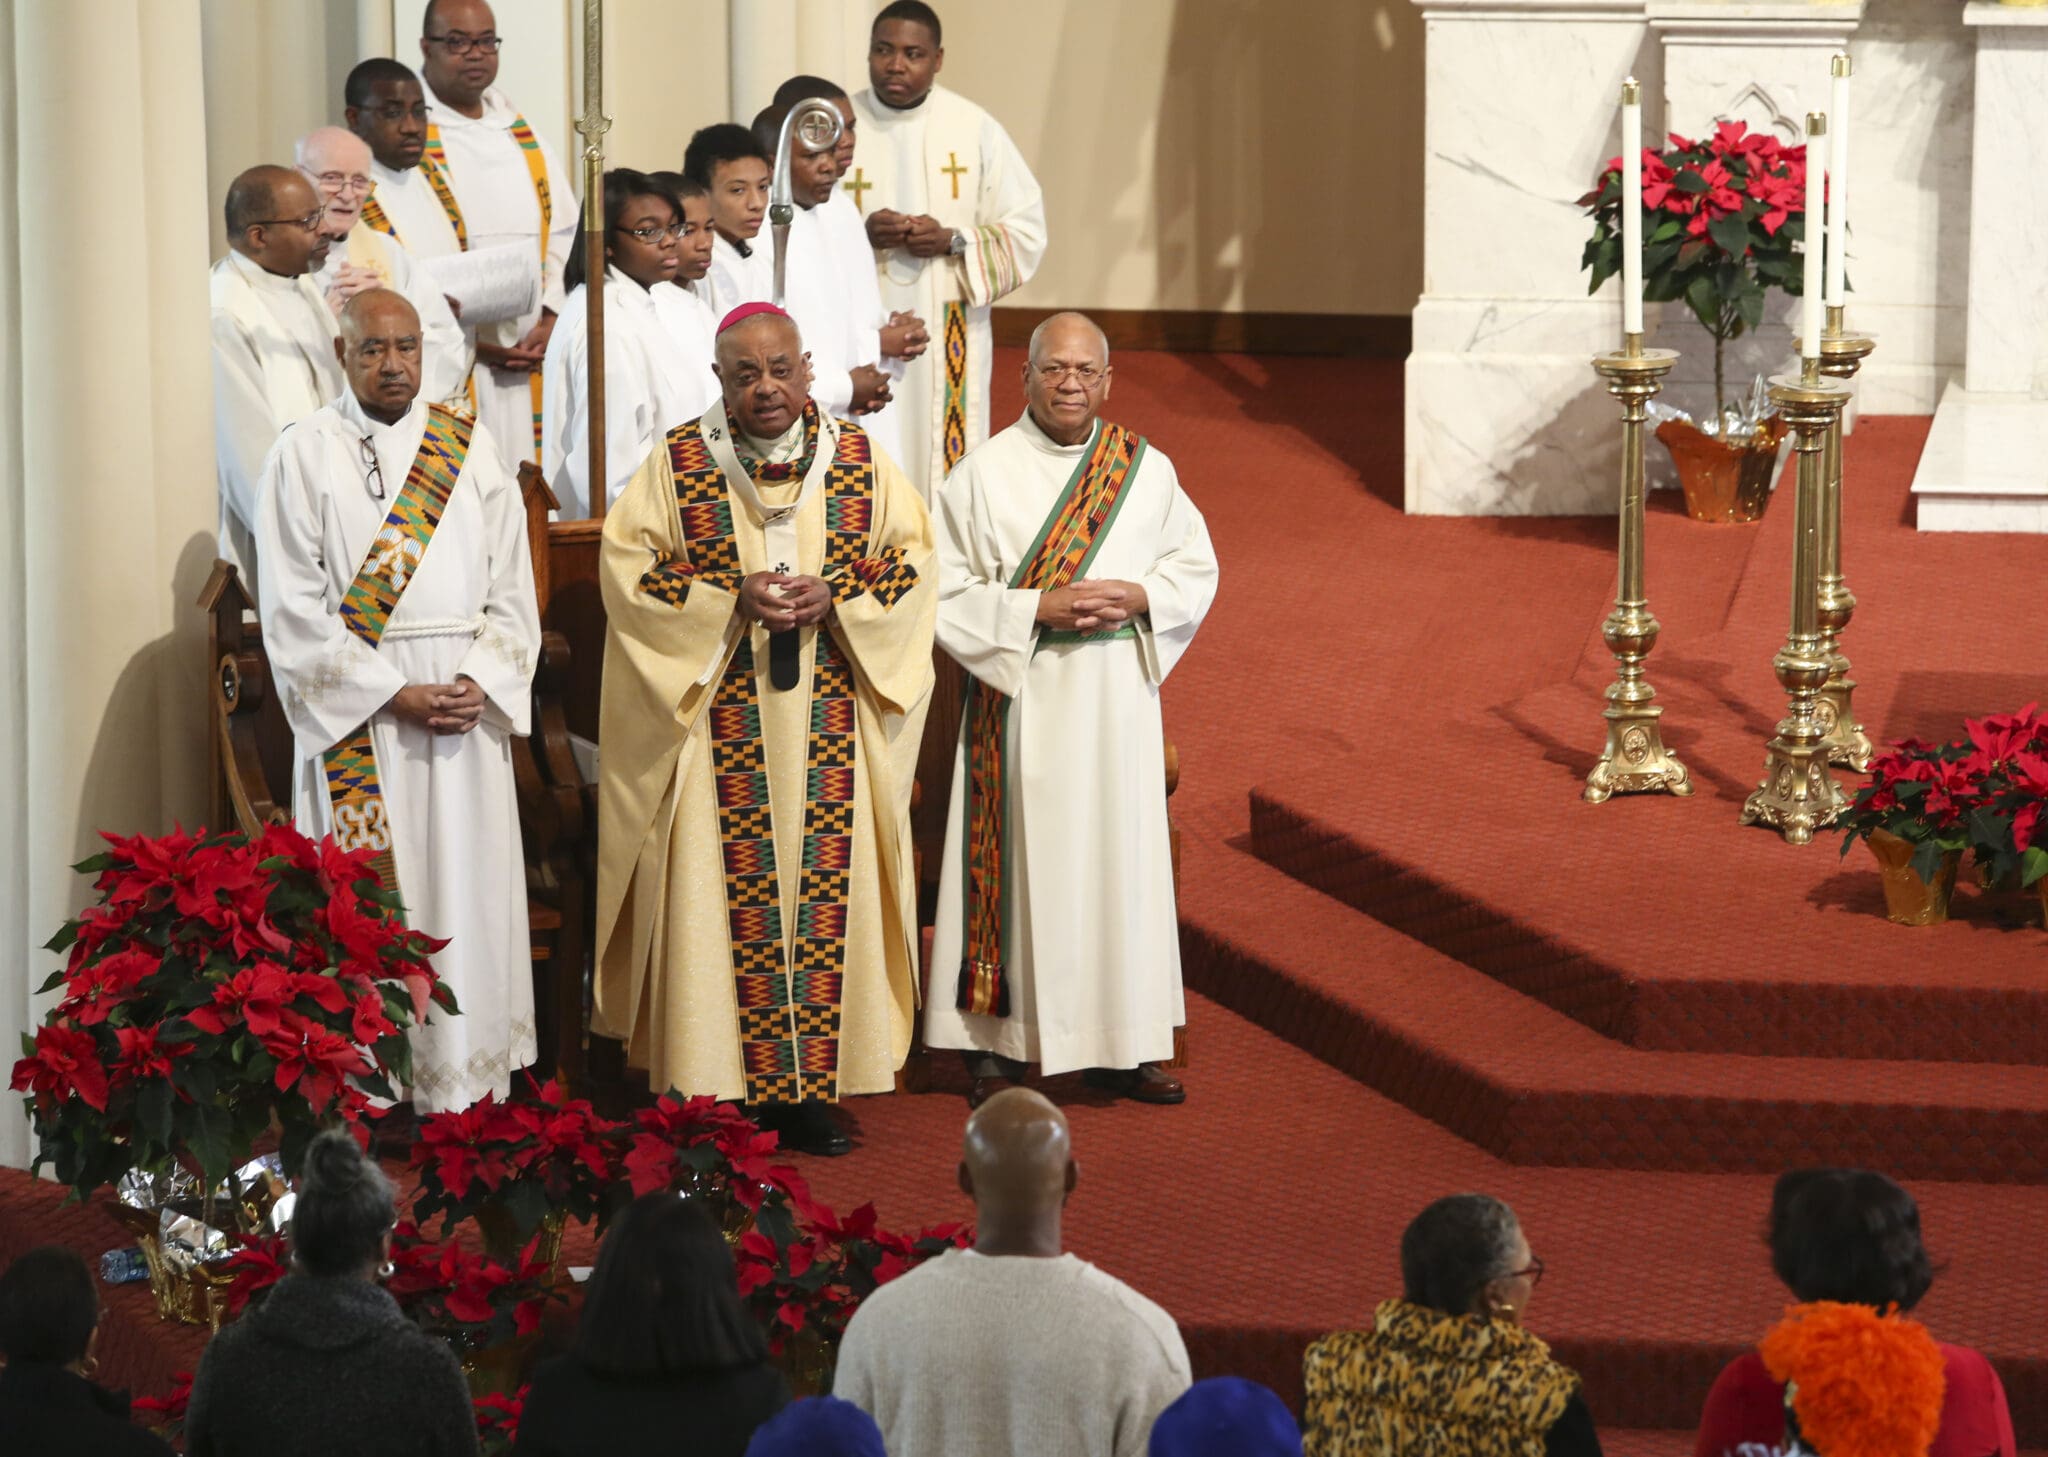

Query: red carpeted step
left=1180, top=838, right=2048, bottom=1182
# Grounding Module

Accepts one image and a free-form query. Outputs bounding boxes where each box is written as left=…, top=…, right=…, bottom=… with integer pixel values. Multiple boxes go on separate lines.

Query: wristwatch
left=947, top=229, right=967, bottom=257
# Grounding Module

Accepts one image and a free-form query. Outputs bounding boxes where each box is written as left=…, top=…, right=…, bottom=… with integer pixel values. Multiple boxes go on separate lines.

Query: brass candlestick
left=1585, top=337, right=1693, bottom=804
left=1813, top=304, right=1876, bottom=770
left=1741, top=364, right=1851, bottom=843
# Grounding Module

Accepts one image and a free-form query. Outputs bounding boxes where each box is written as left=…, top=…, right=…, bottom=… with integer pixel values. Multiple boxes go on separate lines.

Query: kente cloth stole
left=940, top=302, right=968, bottom=473
left=645, top=415, right=908, bottom=1104
left=421, top=116, right=552, bottom=461
left=360, top=195, right=399, bottom=241
left=323, top=405, right=473, bottom=898
left=955, top=423, right=1146, bottom=1017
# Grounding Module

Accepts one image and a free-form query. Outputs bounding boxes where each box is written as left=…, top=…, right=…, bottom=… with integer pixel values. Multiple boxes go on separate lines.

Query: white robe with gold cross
left=847, top=85, right=1046, bottom=500
left=593, top=404, right=935, bottom=1102
left=256, top=391, right=541, bottom=1111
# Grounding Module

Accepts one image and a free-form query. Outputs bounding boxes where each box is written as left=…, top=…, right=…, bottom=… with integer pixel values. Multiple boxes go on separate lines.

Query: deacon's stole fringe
left=325, top=405, right=474, bottom=901
left=421, top=116, right=552, bottom=461
left=639, top=414, right=916, bottom=1104
left=955, top=423, right=1145, bottom=1017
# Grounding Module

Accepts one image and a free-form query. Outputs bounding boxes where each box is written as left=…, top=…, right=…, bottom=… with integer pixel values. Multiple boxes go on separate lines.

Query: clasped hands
left=865, top=208, right=953, bottom=259
left=740, top=572, right=833, bottom=631
left=476, top=307, right=558, bottom=374
left=1035, top=579, right=1148, bottom=633
left=390, top=677, right=486, bottom=735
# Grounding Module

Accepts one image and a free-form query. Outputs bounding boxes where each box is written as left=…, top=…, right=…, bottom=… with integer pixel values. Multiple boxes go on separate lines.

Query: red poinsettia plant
left=1834, top=737, right=1980, bottom=884
left=11, top=826, right=459, bottom=1202
left=1957, top=704, right=2048, bottom=889
left=410, top=1077, right=622, bottom=1245
left=1581, top=119, right=1814, bottom=414
left=133, top=1370, right=194, bottom=1445
left=475, top=1385, right=528, bottom=1457
left=385, top=1219, right=562, bottom=1348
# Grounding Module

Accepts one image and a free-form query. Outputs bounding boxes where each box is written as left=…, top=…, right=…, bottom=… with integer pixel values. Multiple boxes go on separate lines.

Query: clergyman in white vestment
left=925, top=314, right=1218, bottom=1106
left=257, top=289, right=540, bottom=1113
left=850, top=8, right=1046, bottom=498
left=416, top=0, right=575, bottom=465
left=297, top=126, right=468, bottom=411
left=211, top=165, right=344, bottom=606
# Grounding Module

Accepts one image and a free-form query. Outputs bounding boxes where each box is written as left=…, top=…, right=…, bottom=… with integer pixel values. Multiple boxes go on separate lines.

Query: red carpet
left=6, top=350, right=2045, bottom=1454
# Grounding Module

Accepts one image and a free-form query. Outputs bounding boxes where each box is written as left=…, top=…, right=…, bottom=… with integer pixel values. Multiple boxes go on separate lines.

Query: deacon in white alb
left=416, top=0, right=575, bottom=464
left=211, top=164, right=343, bottom=605
left=257, top=289, right=540, bottom=1113
left=542, top=170, right=713, bottom=519
left=297, top=126, right=468, bottom=411
left=849, top=1, right=1046, bottom=498
left=926, top=313, right=1218, bottom=1107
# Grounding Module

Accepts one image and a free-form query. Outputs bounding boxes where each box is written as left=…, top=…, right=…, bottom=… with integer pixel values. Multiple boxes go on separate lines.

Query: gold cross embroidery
left=941, top=151, right=968, bottom=201
left=843, top=166, right=873, bottom=211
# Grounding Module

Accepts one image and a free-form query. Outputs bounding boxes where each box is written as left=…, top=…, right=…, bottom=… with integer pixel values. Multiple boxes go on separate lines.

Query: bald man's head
left=338, top=289, right=424, bottom=423
left=225, top=165, right=330, bottom=277
left=297, top=127, right=374, bottom=236
left=959, top=1088, right=1077, bottom=1238
left=1022, top=312, right=1113, bottom=445
left=714, top=312, right=812, bottom=441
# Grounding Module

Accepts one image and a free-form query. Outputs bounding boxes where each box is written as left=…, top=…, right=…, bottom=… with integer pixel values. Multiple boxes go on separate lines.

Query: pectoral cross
left=843, top=166, right=873, bottom=212
left=941, top=151, right=968, bottom=201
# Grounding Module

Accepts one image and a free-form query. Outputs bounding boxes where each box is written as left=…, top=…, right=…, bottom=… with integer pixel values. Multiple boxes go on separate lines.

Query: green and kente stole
left=955, top=421, right=1146, bottom=1017
left=420, top=116, right=552, bottom=459
left=324, top=404, right=473, bottom=897
left=637, top=408, right=916, bottom=1104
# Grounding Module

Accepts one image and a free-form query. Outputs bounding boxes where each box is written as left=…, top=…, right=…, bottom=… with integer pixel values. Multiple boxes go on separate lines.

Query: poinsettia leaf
left=69, top=852, right=115, bottom=875
left=1674, top=170, right=1710, bottom=194
left=1735, top=286, right=1766, bottom=333
left=355, top=1069, right=395, bottom=1102
left=1708, top=214, right=1752, bottom=262
left=1684, top=275, right=1722, bottom=331
left=1586, top=260, right=1617, bottom=296
left=1675, top=238, right=1710, bottom=271
left=1649, top=216, right=1683, bottom=244
left=44, top=922, right=80, bottom=954
left=35, top=969, right=67, bottom=996
left=375, top=1032, right=413, bottom=1088
left=499, top=1180, right=552, bottom=1239
left=182, top=1102, right=234, bottom=1184
left=2021, top=845, right=2048, bottom=887
left=176, top=1060, right=218, bottom=1104
left=135, top=1079, right=173, bottom=1146
left=1909, top=841, right=1945, bottom=887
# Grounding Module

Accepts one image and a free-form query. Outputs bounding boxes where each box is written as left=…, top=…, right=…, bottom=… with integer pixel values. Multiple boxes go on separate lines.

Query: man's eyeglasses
left=1034, top=363, right=1107, bottom=387
left=358, top=436, right=387, bottom=501
left=372, top=102, right=430, bottom=123
left=314, top=172, right=374, bottom=197
left=254, top=205, right=327, bottom=233
left=619, top=221, right=687, bottom=243
left=424, top=31, right=502, bottom=54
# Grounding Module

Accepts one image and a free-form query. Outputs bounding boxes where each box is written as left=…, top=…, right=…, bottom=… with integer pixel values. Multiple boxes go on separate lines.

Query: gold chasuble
left=595, top=403, right=935, bottom=1104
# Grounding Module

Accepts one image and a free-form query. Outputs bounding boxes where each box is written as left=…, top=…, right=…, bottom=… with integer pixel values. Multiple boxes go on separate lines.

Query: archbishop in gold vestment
left=593, top=402, right=934, bottom=1103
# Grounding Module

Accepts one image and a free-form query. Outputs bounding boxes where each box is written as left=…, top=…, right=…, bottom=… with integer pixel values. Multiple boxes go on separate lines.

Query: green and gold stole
left=955, top=422, right=1146, bottom=1017
left=420, top=115, right=552, bottom=458
left=639, top=412, right=916, bottom=1105
left=323, top=404, right=473, bottom=896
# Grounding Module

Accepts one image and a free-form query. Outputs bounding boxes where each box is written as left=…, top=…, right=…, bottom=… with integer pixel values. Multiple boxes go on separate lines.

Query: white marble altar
left=1407, top=0, right=1976, bottom=516
left=1910, top=3, right=2048, bottom=532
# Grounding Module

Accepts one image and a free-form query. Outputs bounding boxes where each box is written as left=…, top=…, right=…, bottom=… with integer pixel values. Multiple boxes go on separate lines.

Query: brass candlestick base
left=1585, top=344, right=1693, bottom=804
left=1813, top=312, right=1877, bottom=771
left=1742, top=370, right=1851, bottom=844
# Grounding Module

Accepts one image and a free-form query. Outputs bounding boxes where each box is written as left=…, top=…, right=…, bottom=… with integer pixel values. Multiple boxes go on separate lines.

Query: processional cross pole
left=578, top=0, right=610, bottom=521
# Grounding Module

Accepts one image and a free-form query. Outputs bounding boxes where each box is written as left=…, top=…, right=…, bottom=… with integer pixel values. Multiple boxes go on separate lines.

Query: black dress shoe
left=1082, top=1064, right=1186, bottom=1105
left=967, top=1076, right=1001, bottom=1109
left=763, top=1101, right=854, bottom=1157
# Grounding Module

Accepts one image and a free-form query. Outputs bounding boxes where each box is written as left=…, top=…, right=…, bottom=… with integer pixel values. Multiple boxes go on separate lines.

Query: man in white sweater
left=834, top=1088, right=1190, bottom=1457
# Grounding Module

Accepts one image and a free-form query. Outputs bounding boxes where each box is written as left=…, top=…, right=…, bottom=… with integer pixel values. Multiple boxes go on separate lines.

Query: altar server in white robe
left=417, top=0, right=576, bottom=464
left=685, top=125, right=774, bottom=322
left=648, top=171, right=723, bottom=405
left=212, top=165, right=343, bottom=605
left=298, top=127, right=468, bottom=411
left=258, top=289, right=540, bottom=1112
left=850, top=2, right=1046, bottom=499
left=926, top=313, right=1217, bottom=1108
left=542, top=170, right=708, bottom=519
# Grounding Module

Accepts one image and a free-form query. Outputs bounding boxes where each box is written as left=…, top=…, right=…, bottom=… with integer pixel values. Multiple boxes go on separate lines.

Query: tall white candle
left=1825, top=54, right=1850, bottom=310
left=1802, top=111, right=1826, bottom=362
left=1621, top=78, right=1643, bottom=340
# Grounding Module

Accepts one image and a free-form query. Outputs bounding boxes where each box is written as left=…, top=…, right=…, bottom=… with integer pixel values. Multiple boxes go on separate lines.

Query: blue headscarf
left=1149, top=1377, right=1303, bottom=1457
left=745, top=1396, right=888, bottom=1457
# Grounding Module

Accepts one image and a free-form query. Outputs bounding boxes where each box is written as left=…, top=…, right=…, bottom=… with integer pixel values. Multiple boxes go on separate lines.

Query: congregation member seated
left=833, top=1087, right=1191, bottom=1457
left=540, top=168, right=707, bottom=518
left=512, top=1193, right=788, bottom=1457
left=745, top=1396, right=888, bottom=1456
left=1301, top=1194, right=1600, bottom=1457
left=0, top=1245, right=173, bottom=1457
left=185, top=1131, right=478, bottom=1457
left=1150, top=1377, right=1304, bottom=1457
left=1694, top=1168, right=2016, bottom=1457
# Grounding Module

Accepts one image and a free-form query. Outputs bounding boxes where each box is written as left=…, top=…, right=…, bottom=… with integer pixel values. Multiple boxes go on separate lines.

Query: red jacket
left=1694, top=1345, right=2015, bottom=1457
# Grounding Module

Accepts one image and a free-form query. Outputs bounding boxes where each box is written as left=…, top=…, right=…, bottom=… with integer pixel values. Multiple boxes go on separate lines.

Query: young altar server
left=593, top=303, right=934, bottom=1157
left=684, top=125, right=773, bottom=322
left=926, top=313, right=1218, bottom=1108
left=257, top=289, right=541, bottom=1112
left=212, top=165, right=344, bottom=605
left=541, top=170, right=711, bottom=520
left=849, top=1, right=1045, bottom=498
left=647, top=171, right=723, bottom=411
